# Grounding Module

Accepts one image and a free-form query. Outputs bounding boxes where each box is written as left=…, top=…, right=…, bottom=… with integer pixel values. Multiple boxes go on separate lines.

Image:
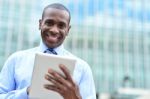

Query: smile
left=45, top=32, right=60, bottom=38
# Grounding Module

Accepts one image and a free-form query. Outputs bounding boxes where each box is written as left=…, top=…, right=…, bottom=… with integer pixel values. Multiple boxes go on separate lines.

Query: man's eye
left=45, top=21, right=53, bottom=26
left=58, top=23, right=66, bottom=29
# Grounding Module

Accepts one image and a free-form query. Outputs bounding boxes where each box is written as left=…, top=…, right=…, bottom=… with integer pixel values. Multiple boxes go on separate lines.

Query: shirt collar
left=38, top=40, right=64, bottom=55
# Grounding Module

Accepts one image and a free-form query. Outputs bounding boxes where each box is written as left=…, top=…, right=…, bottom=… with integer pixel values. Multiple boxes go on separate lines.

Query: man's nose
left=49, top=25, right=59, bottom=34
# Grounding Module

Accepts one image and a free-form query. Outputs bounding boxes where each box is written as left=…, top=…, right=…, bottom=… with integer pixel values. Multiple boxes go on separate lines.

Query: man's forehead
left=43, top=8, right=70, bottom=22
left=44, top=8, right=69, bottom=16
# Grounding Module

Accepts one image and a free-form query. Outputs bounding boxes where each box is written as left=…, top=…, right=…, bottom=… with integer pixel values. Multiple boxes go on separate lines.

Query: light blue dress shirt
left=0, top=41, right=96, bottom=99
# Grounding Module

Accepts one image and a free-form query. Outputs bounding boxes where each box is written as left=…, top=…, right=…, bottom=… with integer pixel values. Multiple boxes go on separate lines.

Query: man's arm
left=78, top=63, right=96, bottom=99
left=0, top=87, right=28, bottom=99
left=0, top=55, right=28, bottom=99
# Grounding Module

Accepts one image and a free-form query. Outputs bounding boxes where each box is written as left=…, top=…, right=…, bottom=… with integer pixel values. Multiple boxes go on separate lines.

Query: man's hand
left=27, top=86, right=30, bottom=95
left=44, top=64, right=82, bottom=99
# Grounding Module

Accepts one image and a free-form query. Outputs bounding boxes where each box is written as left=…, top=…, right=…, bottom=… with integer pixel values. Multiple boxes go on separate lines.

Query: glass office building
left=0, top=0, right=150, bottom=98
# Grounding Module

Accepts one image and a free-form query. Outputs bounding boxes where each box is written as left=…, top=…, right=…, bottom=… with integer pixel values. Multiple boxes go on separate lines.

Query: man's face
left=39, top=8, right=70, bottom=48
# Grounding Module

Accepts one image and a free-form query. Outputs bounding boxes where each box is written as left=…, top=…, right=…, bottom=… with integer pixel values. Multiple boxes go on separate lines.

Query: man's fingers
left=59, top=64, right=74, bottom=84
left=45, top=74, right=63, bottom=87
left=45, top=73, right=71, bottom=89
left=45, top=74, right=54, bottom=81
left=46, top=65, right=76, bottom=89
left=48, top=68, right=65, bottom=78
left=44, top=84, right=62, bottom=94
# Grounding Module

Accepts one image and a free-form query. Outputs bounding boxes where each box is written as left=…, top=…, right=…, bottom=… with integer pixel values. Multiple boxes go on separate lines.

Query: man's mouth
left=45, top=32, right=60, bottom=41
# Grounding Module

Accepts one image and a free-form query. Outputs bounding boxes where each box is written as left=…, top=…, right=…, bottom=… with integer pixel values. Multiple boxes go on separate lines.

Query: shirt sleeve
left=0, top=54, right=29, bottom=99
left=79, top=63, right=96, bottom=99
left=0, top=87, right=28, bottom=99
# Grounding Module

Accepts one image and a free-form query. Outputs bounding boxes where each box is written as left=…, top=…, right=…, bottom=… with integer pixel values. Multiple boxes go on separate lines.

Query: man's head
left=39, top=3, right=71, bottom=48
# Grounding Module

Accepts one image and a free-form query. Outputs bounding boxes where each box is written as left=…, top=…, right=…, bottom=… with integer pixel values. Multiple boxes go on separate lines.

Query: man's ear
left=39, top=19, right=42, bottom=30
left=67, top=25, right=71, bottom=36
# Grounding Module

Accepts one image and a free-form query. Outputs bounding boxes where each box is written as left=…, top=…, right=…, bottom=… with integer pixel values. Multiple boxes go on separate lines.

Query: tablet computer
left=29, top=52, right=76, bottom=99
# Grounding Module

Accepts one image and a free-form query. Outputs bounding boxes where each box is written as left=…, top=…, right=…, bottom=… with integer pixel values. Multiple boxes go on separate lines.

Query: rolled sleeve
left=15, top=87, right=29, bottom=99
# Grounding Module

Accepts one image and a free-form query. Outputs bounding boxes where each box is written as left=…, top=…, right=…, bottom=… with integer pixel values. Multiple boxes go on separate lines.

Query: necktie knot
left=44, top=48, right=57, bottom=55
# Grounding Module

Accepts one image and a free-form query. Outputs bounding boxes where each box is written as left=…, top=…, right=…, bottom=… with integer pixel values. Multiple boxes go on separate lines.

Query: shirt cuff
left=15, top=87, right=29, bottom=99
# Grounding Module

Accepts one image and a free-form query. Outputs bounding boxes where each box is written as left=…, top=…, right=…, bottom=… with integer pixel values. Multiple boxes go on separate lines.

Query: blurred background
left=0, top=0, right=150, bottom=99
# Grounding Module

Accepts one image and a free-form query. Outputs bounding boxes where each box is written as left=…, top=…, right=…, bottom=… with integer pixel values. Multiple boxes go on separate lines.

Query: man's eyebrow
left=44, top=18, right=67, bottom=25
left=45, top=19, right=53, bottom=21
left=59, top=21, right=66, bottom=24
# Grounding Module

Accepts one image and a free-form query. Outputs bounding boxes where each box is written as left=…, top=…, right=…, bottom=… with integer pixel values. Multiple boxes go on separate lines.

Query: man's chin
left=46, top=43, right=58, bottom=48
left=47, top=45, right=56, bottom=48
left=45, top=40, right=62, bottom=48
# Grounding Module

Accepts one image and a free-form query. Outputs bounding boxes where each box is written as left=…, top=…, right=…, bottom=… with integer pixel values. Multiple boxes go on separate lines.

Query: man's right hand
left=27, top=86, right=30, bottom=95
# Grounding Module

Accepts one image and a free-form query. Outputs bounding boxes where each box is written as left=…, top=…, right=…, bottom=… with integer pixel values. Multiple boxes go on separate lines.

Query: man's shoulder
left=8, top=47, right=38, bottom=59
left=63, top=49, right=89, bottom=67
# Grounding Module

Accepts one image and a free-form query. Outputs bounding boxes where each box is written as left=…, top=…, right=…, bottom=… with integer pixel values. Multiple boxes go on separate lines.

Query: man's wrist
left=27, top=87, right=30, bottom=95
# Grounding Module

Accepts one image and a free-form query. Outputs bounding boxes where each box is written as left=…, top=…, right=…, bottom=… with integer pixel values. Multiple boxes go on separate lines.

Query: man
left=0, top=3, right=96, bottom=99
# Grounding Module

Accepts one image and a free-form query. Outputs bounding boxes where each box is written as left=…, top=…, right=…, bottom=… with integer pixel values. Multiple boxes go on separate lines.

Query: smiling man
left=0, top=3, right=96, bottom=99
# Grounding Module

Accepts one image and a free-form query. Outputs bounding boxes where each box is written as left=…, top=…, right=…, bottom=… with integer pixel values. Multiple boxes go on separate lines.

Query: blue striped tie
left=44, top=48, right=57, bottom=55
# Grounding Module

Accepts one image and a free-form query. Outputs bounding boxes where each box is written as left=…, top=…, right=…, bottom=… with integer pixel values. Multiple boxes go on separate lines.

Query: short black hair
left=42, top=3, right=71, bottom=23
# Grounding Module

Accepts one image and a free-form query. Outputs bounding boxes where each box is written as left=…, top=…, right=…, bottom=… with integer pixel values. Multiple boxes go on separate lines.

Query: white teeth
left=46, top=32, right=59, bottom=39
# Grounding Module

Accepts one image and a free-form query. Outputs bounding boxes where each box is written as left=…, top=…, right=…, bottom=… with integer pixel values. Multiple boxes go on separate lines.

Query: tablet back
left=29, top=53, right=76, bottom=99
